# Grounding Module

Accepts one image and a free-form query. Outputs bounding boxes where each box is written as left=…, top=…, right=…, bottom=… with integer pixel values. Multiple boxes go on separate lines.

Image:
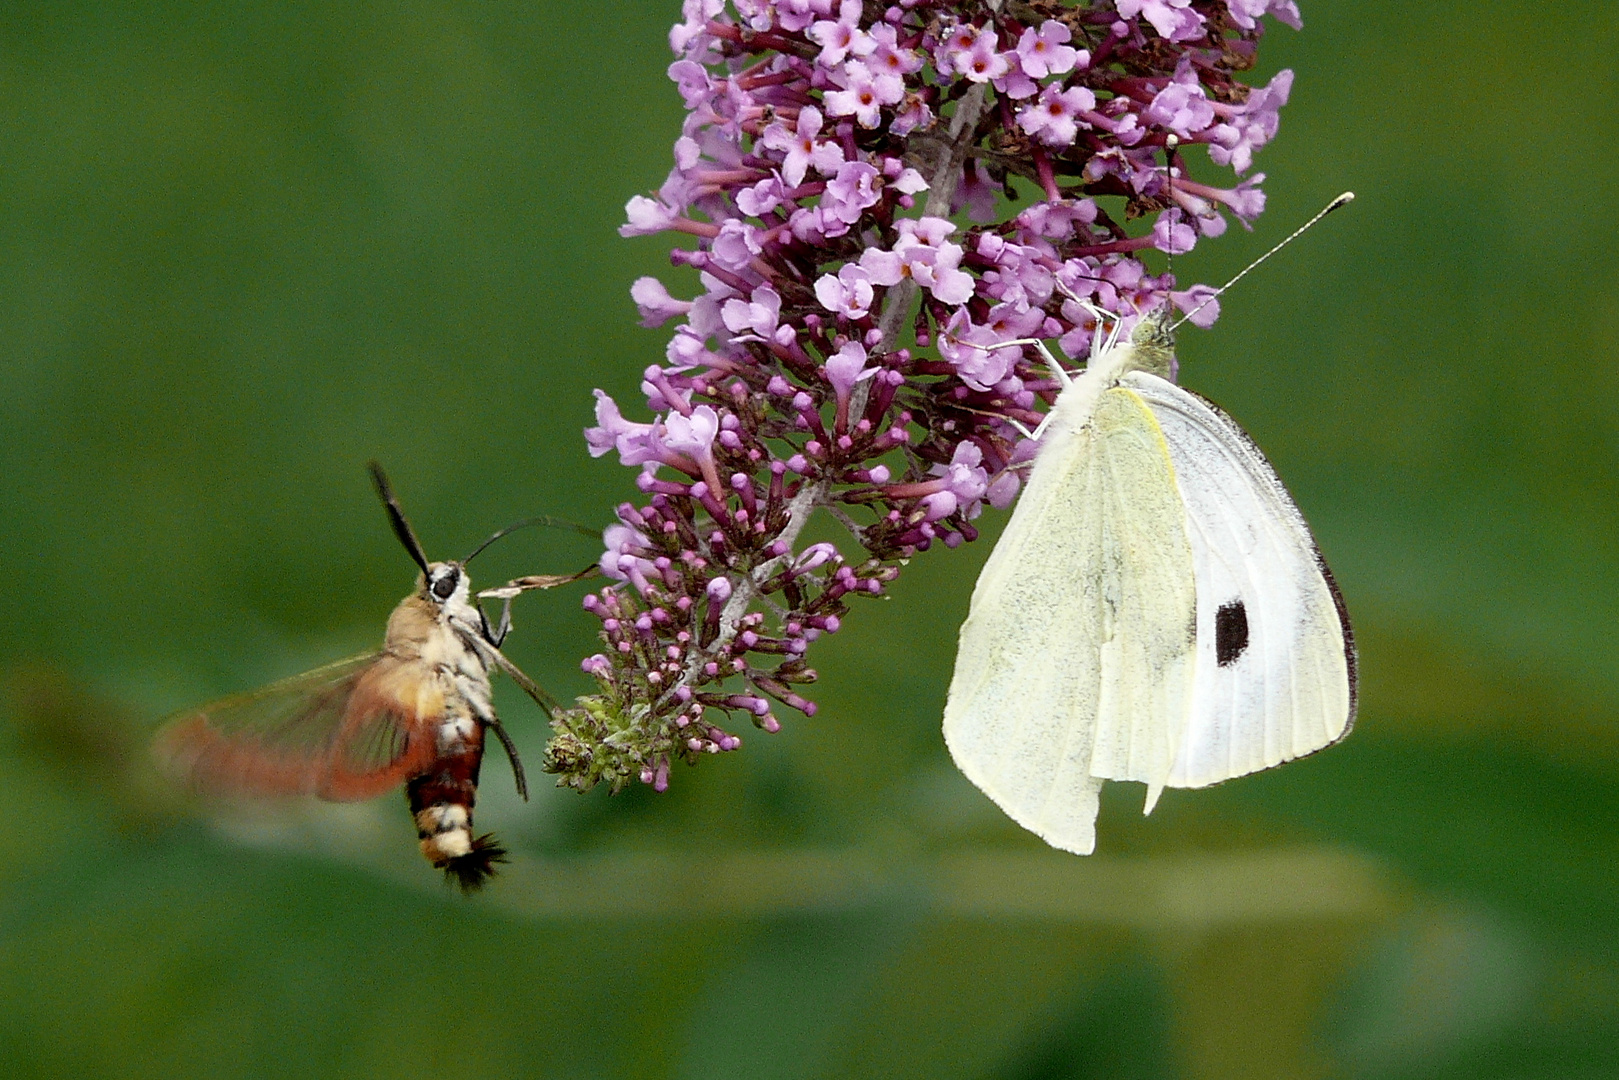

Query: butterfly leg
left=1018, top=338, right=1080, bottom=442
left=1005, top=417, right=1038, bottom=441
left=1073, top=302, right=1126, bottom=362
left=1053, top=279, right=1124, bottom=329
left=1029, top=408, right=1076, bottom=443
left=953, top=336, right=1077, bottom=443
left=970, top=336, right=1075, bottom=389
left=1048, top=284, right=1126, bottom=364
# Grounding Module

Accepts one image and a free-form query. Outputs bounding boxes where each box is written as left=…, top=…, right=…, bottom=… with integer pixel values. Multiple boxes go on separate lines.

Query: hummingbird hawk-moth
left=156, top=463, right=592, bottom=891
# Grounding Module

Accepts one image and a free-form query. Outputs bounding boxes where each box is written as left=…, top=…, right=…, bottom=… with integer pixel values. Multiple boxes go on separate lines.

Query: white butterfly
left=943, top=304, right=1356, bottom=855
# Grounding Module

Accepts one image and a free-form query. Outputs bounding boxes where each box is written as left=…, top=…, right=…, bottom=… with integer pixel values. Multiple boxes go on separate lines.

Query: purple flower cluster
left=546, top=0, right=1300, bottom=794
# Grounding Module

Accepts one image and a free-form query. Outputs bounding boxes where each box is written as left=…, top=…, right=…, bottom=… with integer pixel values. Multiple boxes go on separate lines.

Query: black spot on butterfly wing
left=1215, top=600, right=1249, bottom=666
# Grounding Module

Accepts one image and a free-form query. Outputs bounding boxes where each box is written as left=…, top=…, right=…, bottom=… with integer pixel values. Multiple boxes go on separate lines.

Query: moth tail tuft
left=441, top=833, right=508, bottom=894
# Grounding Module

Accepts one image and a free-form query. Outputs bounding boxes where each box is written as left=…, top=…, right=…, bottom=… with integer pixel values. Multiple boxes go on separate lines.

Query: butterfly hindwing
left=944, top=384, right=1197, bottom=854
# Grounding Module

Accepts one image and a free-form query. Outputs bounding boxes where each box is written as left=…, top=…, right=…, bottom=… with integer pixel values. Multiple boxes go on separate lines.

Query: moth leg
left=476, top=597, right=514, bottom=649
left=492, top=597, right=513, bottom=648
left=484, top=715, right=529, bottom=801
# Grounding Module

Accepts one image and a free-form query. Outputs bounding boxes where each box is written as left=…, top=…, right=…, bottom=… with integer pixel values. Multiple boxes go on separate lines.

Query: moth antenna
left=464, top=514, right=600, bottom=564
left=367, top=461, right=432, bottom=574
left=1172, top=192, right=1355, bottom=331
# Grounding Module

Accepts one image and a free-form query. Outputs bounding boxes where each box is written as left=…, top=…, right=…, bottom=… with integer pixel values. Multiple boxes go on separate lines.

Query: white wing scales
left=1122, top=370, right=1356, bottom=789
left=944, top=385, right=1197, bottom=854
left=943, top=337, right=1356, bottom=855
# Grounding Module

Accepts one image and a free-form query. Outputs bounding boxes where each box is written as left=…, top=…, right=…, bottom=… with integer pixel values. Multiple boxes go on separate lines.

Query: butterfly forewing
left=157, top=652, right=436, bottom=801
left=1122, top=370, right=1355, bottom=787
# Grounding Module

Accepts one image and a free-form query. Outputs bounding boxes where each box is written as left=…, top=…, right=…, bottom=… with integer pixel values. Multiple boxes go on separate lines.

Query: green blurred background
left=2, top=2, right=1615, bottom=1077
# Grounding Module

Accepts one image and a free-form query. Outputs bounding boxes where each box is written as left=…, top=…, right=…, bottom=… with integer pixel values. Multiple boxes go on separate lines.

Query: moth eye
left=432, top=571, right=459, bottom=600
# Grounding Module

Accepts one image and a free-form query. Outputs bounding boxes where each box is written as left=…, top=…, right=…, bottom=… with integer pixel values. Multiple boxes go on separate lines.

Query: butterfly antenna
left=464, top=514, right=600, bottom=564
left=367, top=461, right=431, bottom=574
left=1162, top=133, right=1181, bottom=284
left=1171, top=191, right=1355, bottom=331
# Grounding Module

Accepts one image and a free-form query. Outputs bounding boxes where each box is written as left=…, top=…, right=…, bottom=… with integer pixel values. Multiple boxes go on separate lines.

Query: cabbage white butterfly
left=943, top=196, right=1356, bottom=855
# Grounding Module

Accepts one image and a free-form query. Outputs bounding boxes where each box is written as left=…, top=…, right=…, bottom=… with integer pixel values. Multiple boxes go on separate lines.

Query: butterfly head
left=1125, top=305, right=1178, bottom=381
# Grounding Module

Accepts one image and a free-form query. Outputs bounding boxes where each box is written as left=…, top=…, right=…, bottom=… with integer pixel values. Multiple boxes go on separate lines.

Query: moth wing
left=156, top=652, right=439, bottom=802
left=317, top=654, right=446, bottom=800
left=944, top=385, right=1198, bottom=854
left=1123, top=371, right=1356, bottom=788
